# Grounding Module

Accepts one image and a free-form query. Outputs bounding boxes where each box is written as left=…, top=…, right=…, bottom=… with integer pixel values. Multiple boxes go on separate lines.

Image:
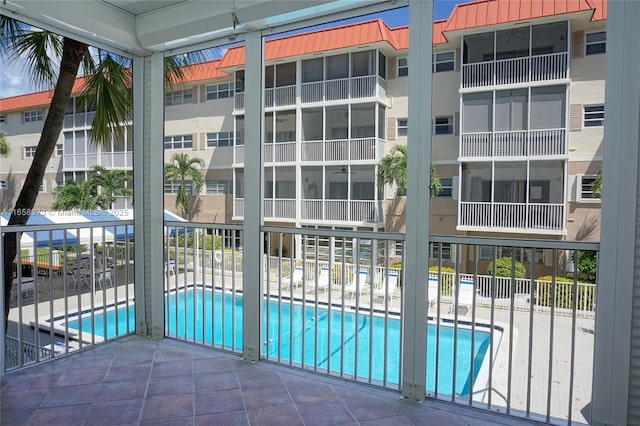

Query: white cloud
left=0, top=58, right=40, bottom=98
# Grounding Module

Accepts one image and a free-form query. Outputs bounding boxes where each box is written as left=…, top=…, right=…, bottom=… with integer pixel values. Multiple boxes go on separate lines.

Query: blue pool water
left=65, top=288, right=493, bottom=396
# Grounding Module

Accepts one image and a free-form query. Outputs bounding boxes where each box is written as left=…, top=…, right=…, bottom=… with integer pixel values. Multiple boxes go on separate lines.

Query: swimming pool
left=64, top=287, right=498, bottom=396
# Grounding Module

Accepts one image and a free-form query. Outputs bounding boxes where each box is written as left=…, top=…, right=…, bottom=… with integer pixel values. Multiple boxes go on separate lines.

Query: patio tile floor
left=0, top=335, right=544, bottom=425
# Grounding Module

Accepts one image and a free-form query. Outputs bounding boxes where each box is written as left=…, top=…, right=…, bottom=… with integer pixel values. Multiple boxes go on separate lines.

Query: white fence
left=459, top=202, right=565, bottom=231
left=460, top=129, right=566, bottom=158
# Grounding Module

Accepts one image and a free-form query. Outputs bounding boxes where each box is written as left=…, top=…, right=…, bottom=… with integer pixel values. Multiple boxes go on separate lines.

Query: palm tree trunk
left=3, top=38, right=88, bottom=332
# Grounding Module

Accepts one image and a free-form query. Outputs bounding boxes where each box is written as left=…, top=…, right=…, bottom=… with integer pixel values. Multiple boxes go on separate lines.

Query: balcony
left=1, top=220, right=598, bottom=424
left=301, top=75, right=386, bottom=103
left=62, top=111, right=96, bottom=128
left=461, top=52, right=569, bottom=89
left=264, top=142, right=295, bottom=163
left=301, top=199, right=383, bottom=223
left=301, top=137, right=385, bottom=163
left=458, top=201, right=565, bottom=233
left=460, top=129, right=566, bottom=159
left=264, top=85, right=296, bottom=108
left=62, top=151, right=133, bottom=171
left=264, top=198, right=296, bottom=220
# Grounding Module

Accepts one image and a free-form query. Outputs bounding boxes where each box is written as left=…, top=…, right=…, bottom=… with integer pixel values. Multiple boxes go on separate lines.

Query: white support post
left=592, top=1, right=640, bottom=425
left=133, top=52, right=165, bottom=338
left=242, top=30, right=263, bottom=363
left=401, top=0, right=433, bottom=402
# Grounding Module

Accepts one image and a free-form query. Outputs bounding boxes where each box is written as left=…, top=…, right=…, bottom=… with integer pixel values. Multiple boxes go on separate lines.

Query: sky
left=0, top=0, right=465, bottom=99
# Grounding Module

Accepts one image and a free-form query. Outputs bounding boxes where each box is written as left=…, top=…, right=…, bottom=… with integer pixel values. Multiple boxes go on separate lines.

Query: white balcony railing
left=63, top=111, right=96, bottom=128
left=234, top=198, right=244, bottom=217
left=62, top=151, right=132, bottom=171
left=233, top=145, right=245, bottom=164
left=301, top=199, right=384, bottom=223
left=264, top=198, right=296, bottom=219
left=460, top=129, right=566, bottom=158
left=301, top=137, right=384, bottom=162
left=462, top=52, right=568, bottom=88
left=459, top=201, right=565, bottom=231
left=301, top=75, right=385, bottom=103
left=234, top=92, right=245, bottom=112
left=264, top=85, right=296, bottom=108
left=264, top=142, right=296, bottom=163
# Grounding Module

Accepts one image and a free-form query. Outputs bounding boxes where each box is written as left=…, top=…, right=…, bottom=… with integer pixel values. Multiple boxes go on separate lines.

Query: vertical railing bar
left=488, top=244, right=497, bottom=409
left=289, top=234, right=294, bottom=366
left=353, top=238, right=360, bottom=381
left=312, top=234, right=319, bottom=372
left=231, top=233, right=237, bottom=352
left=327, top=234, right=333, bottom=376
left=434, top=242, right=442, bottom=398
left=469, top=243, right=478, bottom=406
left=367, top=239, right=375, bottom=384
left=340, top=237, right=346, bottom=378
left=382, top=240, right=390, bottom=387
left=75, top=235, right=83, bottom=349
left=32, top=233, right=41, bottom=362
left=173, top=227, right=179, bottom=339
left=191, top=229, right=197, bottom=344
left=47, top=236, right=55, bottom=357
left=301, top=238, right=307, bottom=369
left=451, top=242, right=459, bottom=401
left=15, top=236, right=24, bottom=366
left=507, top=248, right=516, bottom=413
left=101, top=228, right=108, bottom=339
left=398, top=242, right=405, bottom=392
left=63, top=237, right=69, bottom=352
left=277, top=233, right=283, bottom=363
left=88, top=228, right=96, bottom=345
left=526, top=247, right=536, bottom=416
left=265, top=232, right=271, bottom=356
left=546, top=248, right=558, bottom=423
left=567, top=249, right=579, bottom=425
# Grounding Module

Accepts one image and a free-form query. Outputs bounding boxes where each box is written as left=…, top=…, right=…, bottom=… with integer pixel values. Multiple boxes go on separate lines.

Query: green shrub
left=487, top=256, right=526, bottom=278
left=577, top=250, right=597, bottom=282
left=429, top=265, right=456, bottom=296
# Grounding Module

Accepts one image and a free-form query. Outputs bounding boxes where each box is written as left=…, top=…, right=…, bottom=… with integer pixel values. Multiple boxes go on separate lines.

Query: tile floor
left=1, top=335, right=541, bottom=425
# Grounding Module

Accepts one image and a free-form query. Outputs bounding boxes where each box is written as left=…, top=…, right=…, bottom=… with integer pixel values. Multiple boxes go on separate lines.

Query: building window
left=584, top=105, right=605, bottom=127
left=206, top=83, right=234, bottom=100
left=39, top=182, right=45, bottom=193
left=397, top=57, right=408, bottom=77
left=164, top=135, right=193, bottom=149
left=164, top=181, right=192, bottom=194
left=164, top=89, right=193, bottom=106
left=206, top=180, right=232, bottom=194
left=56, top=144, right=63, bottom=156
left=0, top=180, right=6, bottom=189
left=397, top=118, right=408, bottom=137
left=24, top=110, right=43, bottom=123
left=579, top=175, right=601, bottom=200
left=433, top=116, right=454, bottom=135
left=430, top=242, right=451, bottom=261
left=433, top=51, right=455, bottom=72
left=437, top=178, right=453, bottom=197
left=585, top=31, right=606, bottom=55
left=0, top=114, right=5, bottom=123
left=24, top=146, right=37, bottom=158
left=206, top=132, right=234, bottom=147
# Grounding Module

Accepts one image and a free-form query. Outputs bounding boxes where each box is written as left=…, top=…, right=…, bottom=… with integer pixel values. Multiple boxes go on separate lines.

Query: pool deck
left=6, top=265, right=593, bottom=424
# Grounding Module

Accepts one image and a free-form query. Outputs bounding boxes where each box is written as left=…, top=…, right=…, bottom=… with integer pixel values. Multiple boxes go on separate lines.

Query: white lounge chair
left=283, top=266, right=305, bottom=291
left=14, top=278, right=36, bottom=301
left=374, top=272, right=398, bottom=303
left=344, top=270, right=369, bottom=302
left=427, top=276, right=439, bottom=308
left=453, top=279, right=475, bottom=316
left=312, top=266, right=331, bottom=294
left=165, top=260, right=176, bottom=277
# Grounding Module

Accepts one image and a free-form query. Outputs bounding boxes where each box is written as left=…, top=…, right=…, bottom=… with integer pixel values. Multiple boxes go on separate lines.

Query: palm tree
left=377, top=145, right=442, bottom=197
left=1, top=16, right=204, bottom=329
left=0, top=130, right=9, bottom=155
left=592, top=168, right=603, bottom=198
left=164, top=153, right=205, bottom=219
left=88, top=165, right=132, bottom=208
left=52, top=180, right=108, bottom=210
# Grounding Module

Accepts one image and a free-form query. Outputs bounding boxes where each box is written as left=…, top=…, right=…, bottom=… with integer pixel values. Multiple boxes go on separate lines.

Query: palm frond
left=3, top=27, right=62, bottom=89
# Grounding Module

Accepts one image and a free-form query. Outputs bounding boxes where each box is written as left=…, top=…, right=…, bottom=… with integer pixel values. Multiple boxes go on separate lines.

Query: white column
left=401, top=0, right=432, bottom=402
left=592, top=1, right=640, bottom=425
left=133, top=52, right=165, bottom=337
left=242, top=30, right=263, bottom=362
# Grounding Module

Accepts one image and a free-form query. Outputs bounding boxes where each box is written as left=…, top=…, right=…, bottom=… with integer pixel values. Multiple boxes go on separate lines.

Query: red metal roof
left=444, top=0, right=605, bottom=33
left=168, top=59, right=229, bottom=85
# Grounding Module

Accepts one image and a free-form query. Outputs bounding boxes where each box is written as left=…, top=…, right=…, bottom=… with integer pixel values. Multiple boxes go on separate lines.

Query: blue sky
left=0, top=1, right=466, bottom=99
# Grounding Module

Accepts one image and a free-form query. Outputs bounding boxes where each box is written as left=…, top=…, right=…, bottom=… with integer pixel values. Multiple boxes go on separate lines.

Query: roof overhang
left=1, top=0, right=393, bottom=56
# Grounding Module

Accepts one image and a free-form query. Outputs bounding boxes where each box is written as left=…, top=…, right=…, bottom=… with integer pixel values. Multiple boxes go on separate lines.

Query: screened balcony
left=461, top=22, right=569, bottom=89
left=62, top=151, right=133, bottom=171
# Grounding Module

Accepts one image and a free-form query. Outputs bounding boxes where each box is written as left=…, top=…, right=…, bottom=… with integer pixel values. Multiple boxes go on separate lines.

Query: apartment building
left=0, top=0, right=605, bottom=273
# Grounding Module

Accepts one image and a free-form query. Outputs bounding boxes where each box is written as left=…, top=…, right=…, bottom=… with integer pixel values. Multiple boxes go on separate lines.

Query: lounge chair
left=165, top=260, right=176, bottom=277
left=312, top=266, right=331, bottom=294
left=452, top=279, right=475, bottom=316
left=427, top=276, right=439, bottom=308
left=283, top=266, right=305, bottom=291
left=374, top=272, right=398, bottom=303
left=344, top=270, right=369, bottom=302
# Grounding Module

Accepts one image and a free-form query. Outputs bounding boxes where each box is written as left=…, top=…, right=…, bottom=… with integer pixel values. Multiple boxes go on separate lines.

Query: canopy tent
left=0, top=209, right=186, bottom=249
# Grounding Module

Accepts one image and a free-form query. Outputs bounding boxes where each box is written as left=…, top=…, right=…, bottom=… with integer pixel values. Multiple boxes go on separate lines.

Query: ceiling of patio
left=2, top=0, right=390, bottom=55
